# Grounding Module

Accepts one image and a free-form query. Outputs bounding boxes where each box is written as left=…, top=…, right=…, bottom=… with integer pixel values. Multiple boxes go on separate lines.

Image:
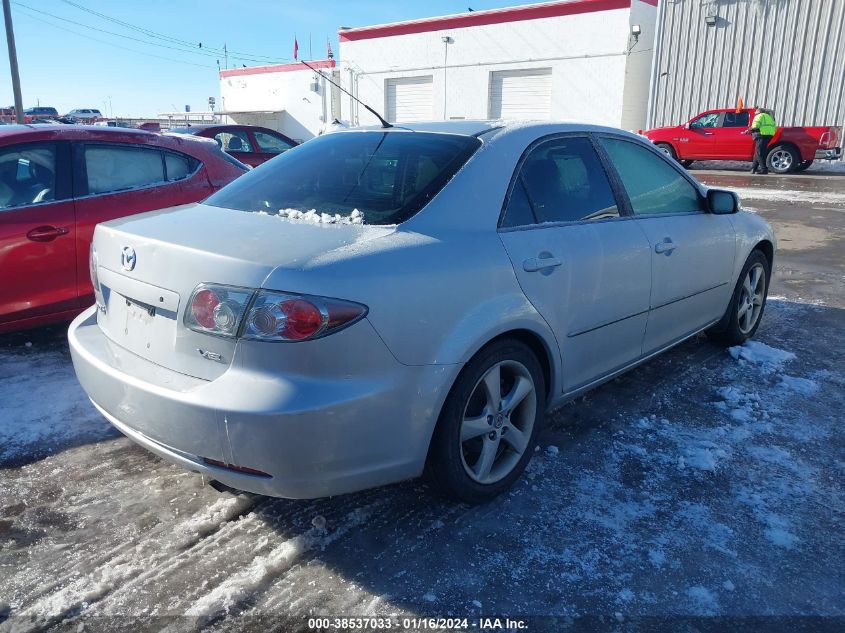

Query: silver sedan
left=69, top=121, right=775, bottom=503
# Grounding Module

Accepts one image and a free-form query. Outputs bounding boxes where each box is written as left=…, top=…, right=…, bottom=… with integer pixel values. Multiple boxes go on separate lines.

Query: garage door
left=386, top=76, right=434, bottom=123
left=488, top=68, right=553, bottom=120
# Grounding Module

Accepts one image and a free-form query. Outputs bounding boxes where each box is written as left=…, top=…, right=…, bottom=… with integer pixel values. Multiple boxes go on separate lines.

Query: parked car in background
left=70, top=121, right=775, bottom=504
left=66, top=108, right=104, bottom=122
left=23, top=107, right=59, bottom=123
left=136, top=121, right=161, bottom=132
left=0, top=125, right=247, bottom=333
left=168, top=124, right=298, bottom=167
left=642, top=108, right=843, bottom=173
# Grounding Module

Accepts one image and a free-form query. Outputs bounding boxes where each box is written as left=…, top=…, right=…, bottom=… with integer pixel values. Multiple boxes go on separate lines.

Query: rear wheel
left=425, top=339, right=545, bottom=504
left=794, top=160, right=814, bottom=172
left=766, top=145, right=799, bottom=174
left=707, top=250, right=770, bottom=346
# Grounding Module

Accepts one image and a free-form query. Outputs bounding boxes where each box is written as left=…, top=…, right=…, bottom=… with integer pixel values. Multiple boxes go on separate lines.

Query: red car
left=0, top=125, right=247, bottom=333
left=642, top=108, right=842, bottom=173
left=168, top=124, right=298, bottom=167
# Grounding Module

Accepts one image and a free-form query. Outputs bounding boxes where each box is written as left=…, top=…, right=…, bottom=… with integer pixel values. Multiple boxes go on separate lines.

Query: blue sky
left=0, top=0, right=536, bottom=117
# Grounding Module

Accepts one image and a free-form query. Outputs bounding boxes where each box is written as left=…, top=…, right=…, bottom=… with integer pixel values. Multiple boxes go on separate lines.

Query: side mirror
left=707, top=189, right=739, bottom=214
left=684, top=122, right=691, bottom=130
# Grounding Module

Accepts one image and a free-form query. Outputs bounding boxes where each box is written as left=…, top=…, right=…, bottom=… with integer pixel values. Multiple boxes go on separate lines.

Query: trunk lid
left=93, top=203, right=394, bottom=379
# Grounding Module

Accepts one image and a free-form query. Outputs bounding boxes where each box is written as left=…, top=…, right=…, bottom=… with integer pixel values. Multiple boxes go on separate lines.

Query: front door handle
left=26, top=225, right=69, bottom=242
left=523, top=256, right=563, bottom=272
left=703, top=132, right=714, bottom=136
left=655, top=239, right=675, bottom=255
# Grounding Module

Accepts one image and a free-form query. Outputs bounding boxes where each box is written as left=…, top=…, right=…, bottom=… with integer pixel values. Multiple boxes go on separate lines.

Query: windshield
left=205, top=131, right=481, bottom=225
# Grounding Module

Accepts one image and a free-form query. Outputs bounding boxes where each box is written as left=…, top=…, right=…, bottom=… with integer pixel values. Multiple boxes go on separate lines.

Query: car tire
left=707, top=250, right=771, bottom=346
left=425, top=339, right=545, bottom=504
left=655, top=143, right=678, bottom=161
left=794, top=160, right=814, bottom=172
left=766, top=145, right=799, bottom=174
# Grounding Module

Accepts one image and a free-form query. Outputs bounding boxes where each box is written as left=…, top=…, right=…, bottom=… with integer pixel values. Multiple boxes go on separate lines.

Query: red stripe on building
left=338, top=0, right=656, bottom=42
left=220, top=59, right=335, bottom=78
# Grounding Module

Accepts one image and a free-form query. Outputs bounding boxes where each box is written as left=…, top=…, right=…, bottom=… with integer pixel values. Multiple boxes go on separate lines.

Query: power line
left=58, top=0, right=291, bottom=64
left=14, top=1, right=290, bottom=65
left=14, top=8, right=215, bottom=69
left=13, top=2, right=219, bottom=60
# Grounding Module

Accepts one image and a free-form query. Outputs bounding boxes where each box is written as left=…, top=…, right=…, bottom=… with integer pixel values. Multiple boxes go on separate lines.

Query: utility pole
left=2, top=0, right=24, bottom=123
left=223, top=43, right=228, bottom=69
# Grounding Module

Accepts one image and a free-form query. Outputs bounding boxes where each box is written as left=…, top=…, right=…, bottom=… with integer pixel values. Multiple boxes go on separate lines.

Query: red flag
left=294, top=36, right=299, bottom=60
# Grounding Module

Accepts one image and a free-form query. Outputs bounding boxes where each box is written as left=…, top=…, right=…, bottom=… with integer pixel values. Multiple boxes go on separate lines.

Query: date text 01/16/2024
left=306, top=617, right=529, bottom=630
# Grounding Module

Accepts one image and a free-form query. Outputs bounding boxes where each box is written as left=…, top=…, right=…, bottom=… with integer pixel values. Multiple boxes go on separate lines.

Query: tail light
left=184, top=284, right=367, bottom=342
left=89, top=244, right=105, bottom=309
left=243, top=291, right=366, bottom=342
left=819, top=131, right=831, bottom=148
left=184, top=284, right=252, bottom=337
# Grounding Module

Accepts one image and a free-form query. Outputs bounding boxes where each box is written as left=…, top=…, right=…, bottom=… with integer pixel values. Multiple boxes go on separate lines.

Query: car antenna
left=299, top=59, right=392, bottom=129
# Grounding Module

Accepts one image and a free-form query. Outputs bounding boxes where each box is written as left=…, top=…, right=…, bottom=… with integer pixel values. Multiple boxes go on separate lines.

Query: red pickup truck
left=642, top=108, right=842, bottom=174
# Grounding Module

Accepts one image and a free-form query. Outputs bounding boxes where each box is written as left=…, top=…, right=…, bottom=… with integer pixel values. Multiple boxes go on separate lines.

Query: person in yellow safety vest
left=742, top=107, right=777, bottom=174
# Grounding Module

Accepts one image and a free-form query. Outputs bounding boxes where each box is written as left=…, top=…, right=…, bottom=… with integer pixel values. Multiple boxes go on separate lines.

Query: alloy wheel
left=738, top=262, right=766, bottom=334
left=459, top=360, right=536, bottom=484
left=770, top=149, right=793, bottom=172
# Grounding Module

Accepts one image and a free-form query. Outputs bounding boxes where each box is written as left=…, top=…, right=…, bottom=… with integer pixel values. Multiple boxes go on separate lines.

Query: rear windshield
left=205, top=131, right=481, bottom=225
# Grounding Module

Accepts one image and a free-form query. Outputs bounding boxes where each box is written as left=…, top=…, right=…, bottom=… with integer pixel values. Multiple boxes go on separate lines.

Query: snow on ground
left=728, top=186, right=845, bottom=206
left=1, top=298, right=843, bottom=631
left=0, top=335, right=117, bottom=467
left=694, top=159, right=845, bottom=174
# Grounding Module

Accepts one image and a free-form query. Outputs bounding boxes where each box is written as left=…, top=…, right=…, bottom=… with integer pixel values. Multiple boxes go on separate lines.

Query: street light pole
left=2, top=0, right=24, bottom=123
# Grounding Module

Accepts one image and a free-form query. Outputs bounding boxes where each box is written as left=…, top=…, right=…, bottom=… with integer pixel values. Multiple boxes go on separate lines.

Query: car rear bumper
left=815, top=147, right=842, bottom=160
left=68, top=306, right=456, bottom=498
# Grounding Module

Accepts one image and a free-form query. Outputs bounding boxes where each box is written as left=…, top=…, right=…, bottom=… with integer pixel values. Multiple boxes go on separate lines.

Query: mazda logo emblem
left=121, top=246, right=137, bottom=271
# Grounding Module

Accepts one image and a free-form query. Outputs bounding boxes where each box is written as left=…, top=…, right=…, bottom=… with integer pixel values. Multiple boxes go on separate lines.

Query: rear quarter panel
left=777, top=127, right=830, bottom=161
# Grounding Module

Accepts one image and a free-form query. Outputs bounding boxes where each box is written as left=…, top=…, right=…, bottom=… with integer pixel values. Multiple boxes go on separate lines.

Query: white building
left=218, top=60, right=337, bottom=141
left=338, top=0, right=658, bottom=131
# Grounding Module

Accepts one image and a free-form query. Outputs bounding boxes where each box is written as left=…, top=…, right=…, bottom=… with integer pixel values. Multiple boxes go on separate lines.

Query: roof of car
left=0, top=124, right=220, bottom=152
left=352, top=119, right=640, bottom=139
left=0, top=123, right=157, bottom=138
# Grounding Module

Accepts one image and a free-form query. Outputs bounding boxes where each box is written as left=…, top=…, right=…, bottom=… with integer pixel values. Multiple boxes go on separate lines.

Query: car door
left=211, top=128, right=259, bottom=167
left=680, top=112, right=720, bottom=159
left=497, top=135, right=653, bottom=393
left=0, top=141, right=77, bottom=327
left=598, top=136, right=736, bottom=355
left=73, top=142, right=192, bottom=304
left=249, top=129, right=296, bottom=165
left=711, top=110, right=754, bottom=160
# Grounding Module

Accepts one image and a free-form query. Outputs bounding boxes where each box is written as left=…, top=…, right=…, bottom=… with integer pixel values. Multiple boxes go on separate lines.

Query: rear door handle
left=703, top=132, right=714, bottom=136
left=523, top=256, right=563, bottom=272
left=26, top=225, right=69, bottom=242
left=655, top=239, right=675, bottom=255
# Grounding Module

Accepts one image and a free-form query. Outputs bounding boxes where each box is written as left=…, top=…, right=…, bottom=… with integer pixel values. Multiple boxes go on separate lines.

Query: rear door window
left=205, top=131, right=481, bottom=225
left=722, top=112, right=750, bottom=128
left=600, top=137, right=702, bottom=216
left=214, top=130, right=252, bottom=153
left=254, top=131, right=294, bottom=154
left=502, top=136, right=619, bottom=227
left=84, top=145, right=166, bottom=195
